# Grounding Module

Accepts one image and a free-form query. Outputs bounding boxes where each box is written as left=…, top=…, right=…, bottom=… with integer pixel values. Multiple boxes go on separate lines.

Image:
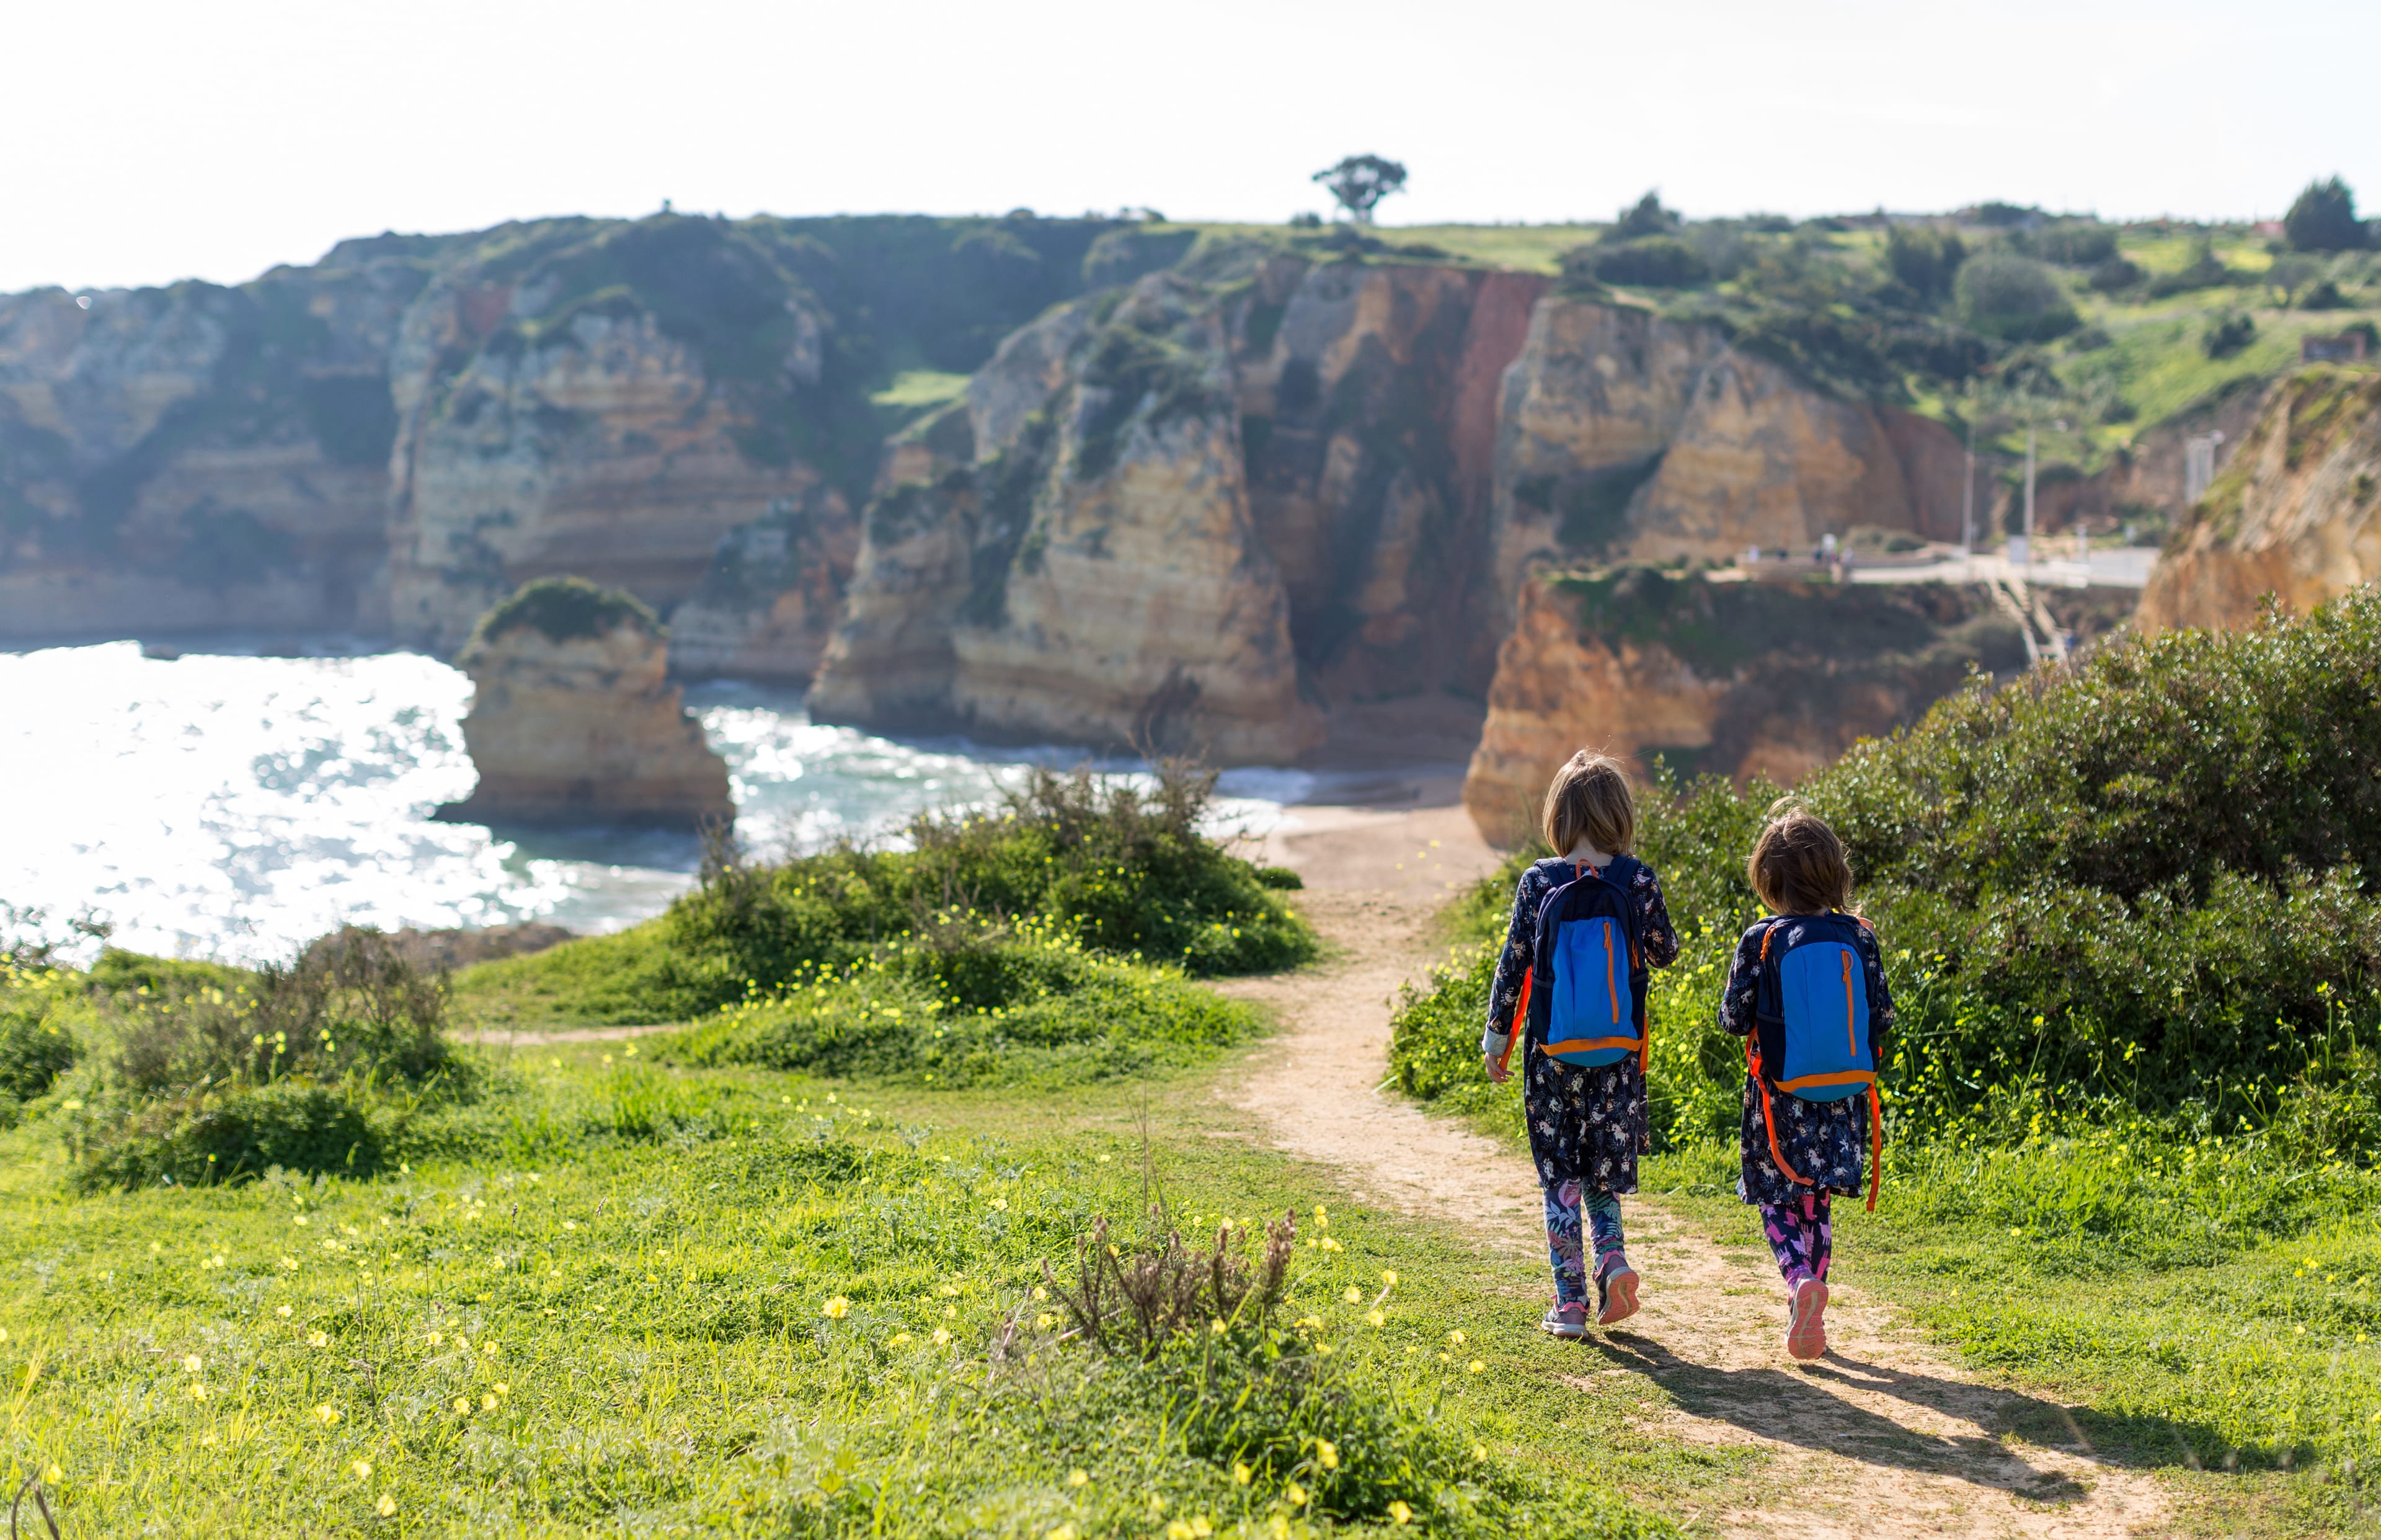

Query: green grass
left=868, top=370, right=970, bottom=410
left=450, top=926, right=686, bottom=1032
left=0, top=1046, right=1718, bottom=1536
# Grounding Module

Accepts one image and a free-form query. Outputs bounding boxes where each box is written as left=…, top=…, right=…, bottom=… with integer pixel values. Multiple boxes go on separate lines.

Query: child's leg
left=1806, top=1190, right=1833, bottom=1282
left=1543, top=1178, right=1589, bottom=1308
left=1582, top=1187, right=1628, bottom=1278
left=1757, top=1197, right=1819, bottom=1286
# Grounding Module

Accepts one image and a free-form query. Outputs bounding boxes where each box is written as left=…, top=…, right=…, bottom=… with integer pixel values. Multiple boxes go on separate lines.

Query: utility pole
left=1961, top=415, right=1976, bottom=575
left=2021, top=426, right=2037, bottom=572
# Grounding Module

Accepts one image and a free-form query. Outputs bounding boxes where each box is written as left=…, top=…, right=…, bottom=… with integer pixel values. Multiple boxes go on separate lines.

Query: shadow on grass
left=1569, top=1330, right=2232, bottom=1503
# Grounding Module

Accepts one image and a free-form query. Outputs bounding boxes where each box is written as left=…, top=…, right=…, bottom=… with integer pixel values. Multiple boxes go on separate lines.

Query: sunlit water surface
left=0, top=642, right=1311, bottom=963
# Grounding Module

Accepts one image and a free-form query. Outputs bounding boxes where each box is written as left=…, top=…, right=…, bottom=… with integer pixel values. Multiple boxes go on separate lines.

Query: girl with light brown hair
left=1483, top=751, right=1678, bottom=1337
left=1716, top=803, right=1894, bottom=1361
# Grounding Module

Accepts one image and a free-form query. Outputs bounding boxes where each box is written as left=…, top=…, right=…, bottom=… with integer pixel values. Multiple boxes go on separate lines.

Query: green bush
left=468, top=763, right=1316, bottom=1027
left=62, top=928, right=468, bottom=1187
left=1398, top=589, right=2381, bottom=1150
left=1885, top=224, right=1966, bottom=301
left=0, top=966, right=80, bottom=1102
left=1954, top=251, right=2080, bottom=342
left=469, top=575, right=658, bottom=648
left=1581, top=237, right=1709, bottom=289
left=2027, top=222, right=2119, bottom=267
left=667, top=920, right=1259, bottom=1087
left=2286, top=176, right=2366, bottom=254
left=2201, top=310, right=2258, bottom=358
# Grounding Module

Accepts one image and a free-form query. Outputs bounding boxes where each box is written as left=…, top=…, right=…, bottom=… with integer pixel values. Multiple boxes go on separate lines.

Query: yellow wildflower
left=1316, top=1438, right=1339, bottom=1471
left=1389, top=1499, right=1414, bottom=1525
left=823, top=1296, right=851, bottom=1319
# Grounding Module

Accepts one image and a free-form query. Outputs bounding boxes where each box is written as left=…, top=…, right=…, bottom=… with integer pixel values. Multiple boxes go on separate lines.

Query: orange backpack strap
left=1744, top=1035, right=1809, bottom=1188
left=1496, top=967, right=1532, bottom=1074
left=1866, top=1082, right=1884, bottom=1212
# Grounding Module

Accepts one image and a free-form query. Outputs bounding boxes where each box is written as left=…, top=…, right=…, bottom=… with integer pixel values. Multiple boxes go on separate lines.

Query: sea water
left=0, top=641, right=1312, bottom=964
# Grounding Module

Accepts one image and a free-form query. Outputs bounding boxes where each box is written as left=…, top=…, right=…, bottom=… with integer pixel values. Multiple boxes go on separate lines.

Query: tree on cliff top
left=2286, top=176, right=2366, bottom=253
left=1312, top=155, right=1407, bottom=226
left=1610, top=191, right=1680, bottom=241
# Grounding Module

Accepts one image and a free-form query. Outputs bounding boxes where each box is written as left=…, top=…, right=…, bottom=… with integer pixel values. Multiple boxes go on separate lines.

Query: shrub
left=65, top=928, right=463, bottom=1187
left=1886, top=224, right=1966, bottom=301
left=665, top=920, right=1259, bottom=1087
left=2088, top=257, right=2144, bottom=293
left=1582, top=237, right=1709, bottom=288
left=631, top=761, right=1311, bottom=1019
left=1954, top=252, right=2080, bottom=342
left=2202, top=310, right=2257, bottom=359
left=0, top=965, right=79, bottom=1101
left=2028, top=222, right=2119, bottom=267
left=469, top=576, right=658, bottom=648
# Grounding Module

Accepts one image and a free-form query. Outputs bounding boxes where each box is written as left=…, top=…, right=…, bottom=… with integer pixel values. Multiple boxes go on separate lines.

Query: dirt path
left=1225, top=777, right=2171, bottom=1540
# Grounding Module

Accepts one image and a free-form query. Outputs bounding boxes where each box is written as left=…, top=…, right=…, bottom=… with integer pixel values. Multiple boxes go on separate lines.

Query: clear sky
left=7, top=0, right=2375, bottom=295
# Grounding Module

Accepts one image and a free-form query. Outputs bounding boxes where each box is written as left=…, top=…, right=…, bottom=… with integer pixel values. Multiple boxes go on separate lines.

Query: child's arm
left=1480, top=867, right=1543, bottom=1082
left=1716, top=923, right=1768, bottom=1038
left=1630, top=865, right=1681, bottom=970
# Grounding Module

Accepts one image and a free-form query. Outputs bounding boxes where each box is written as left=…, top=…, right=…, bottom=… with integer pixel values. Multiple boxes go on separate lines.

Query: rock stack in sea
left=436, top=577, right=733, bottom=829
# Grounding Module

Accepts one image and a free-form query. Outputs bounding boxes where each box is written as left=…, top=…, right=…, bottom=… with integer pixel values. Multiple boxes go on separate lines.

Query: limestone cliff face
left=384, top=220, right=851, bottom=652
left=664, top=486, right=859, bottom=683
left=1463, top=569, right=2026, bottom=843
left=1230, top=255, right=1548, bottom=696
left=0, top=242, right=432, bottom=637
left=815, top=272, right=1319, bottom=761
left=437, top=583, right=732, bottom=829
left=1485, top=297, right=1964, bottom=632
left=2137, top=368, right=2381, bottom=632
left=813, top=251, right=1550, bottom=753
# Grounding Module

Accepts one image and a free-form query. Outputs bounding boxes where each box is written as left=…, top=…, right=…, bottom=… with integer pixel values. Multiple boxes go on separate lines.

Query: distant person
left=1717, top=805, right=1891, bottom=1360
left=1483, top=752, right=1678, bottom=1337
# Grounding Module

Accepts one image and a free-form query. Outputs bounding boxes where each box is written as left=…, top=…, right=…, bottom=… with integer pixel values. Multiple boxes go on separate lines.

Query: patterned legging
left=1545, top=1180, right=1629, bottom=1306
left=1758, top=1190, right=1833, bottom=1286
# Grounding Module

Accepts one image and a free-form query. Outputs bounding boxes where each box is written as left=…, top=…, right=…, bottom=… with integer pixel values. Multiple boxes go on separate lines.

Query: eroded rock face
left=437, top=585, right=731, bottom=828
left=662, top=487, right=859, bottom=683
left=1484, top=297, right=1966, bottom=630
left=2137, top=369, right=2381, bottom=632
left=812, top=254, right=1551, bottom=755
left=0, top=245, right=431, bottom=639
left=384, top=224, right=850, bottom=652
left=1462, top=569, right=2026, bottom=843
left=815, top=272, right=1319, bottom=761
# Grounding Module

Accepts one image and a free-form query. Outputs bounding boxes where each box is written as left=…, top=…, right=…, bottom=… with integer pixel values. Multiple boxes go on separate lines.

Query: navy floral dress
left=1716, top=916, right=1894, bottom=1206
left=1484, top=859, right=1680, bottom=1196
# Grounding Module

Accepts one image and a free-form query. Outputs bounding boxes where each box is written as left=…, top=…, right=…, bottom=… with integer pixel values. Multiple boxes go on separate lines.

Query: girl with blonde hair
left=1484, top=751, right=1678, bottom=1337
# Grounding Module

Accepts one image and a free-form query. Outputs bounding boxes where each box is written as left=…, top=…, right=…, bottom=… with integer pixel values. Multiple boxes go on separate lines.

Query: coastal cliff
left=1461, top=569, right=2028, bottom=841
left=809, top=250, right=1551, bottom=755
left=437, top=578, right=732, bottom=829
left=1485, top=296, right=1966, bottom=634
left=383, top=219, right=856, bottom=652
left=2137, top=367, right=2381, bottom=632
left=0, top=239, right=434, bottom=639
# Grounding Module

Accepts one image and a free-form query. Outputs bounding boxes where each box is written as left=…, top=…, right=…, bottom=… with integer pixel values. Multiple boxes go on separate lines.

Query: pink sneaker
left=1787, top=1277, right=1829, bottom=1360
left=1539, top=1302, right=1587, bottom=1339
left=1595, top=1265, right=1639, bottom=1327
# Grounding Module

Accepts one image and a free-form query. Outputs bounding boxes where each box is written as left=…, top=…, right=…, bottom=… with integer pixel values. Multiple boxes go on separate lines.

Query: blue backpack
left=1514, top=856, right=1649, bottom=1069
left=1749, top=912, right=1886, bottom=1208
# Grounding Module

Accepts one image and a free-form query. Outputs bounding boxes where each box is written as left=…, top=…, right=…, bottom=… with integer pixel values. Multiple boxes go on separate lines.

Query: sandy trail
left=1225, top=774, right=2170, bottom=1540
